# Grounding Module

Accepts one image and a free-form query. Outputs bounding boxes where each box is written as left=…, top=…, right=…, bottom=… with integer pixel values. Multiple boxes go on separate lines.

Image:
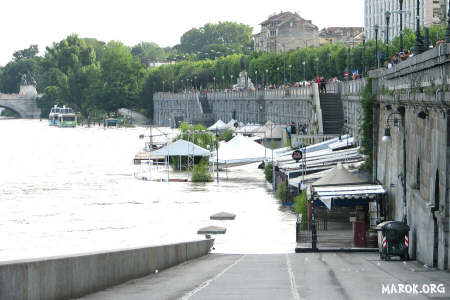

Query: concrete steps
left=319, top=92, right=344, bottom=135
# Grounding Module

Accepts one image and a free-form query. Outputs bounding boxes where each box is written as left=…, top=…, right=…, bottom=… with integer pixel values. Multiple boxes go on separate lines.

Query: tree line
left=0, top=23, right=445, bottom=120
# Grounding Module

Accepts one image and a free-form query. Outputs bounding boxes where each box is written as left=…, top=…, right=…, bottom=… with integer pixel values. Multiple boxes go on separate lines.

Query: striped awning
left=313, top=184, right=386, bottom=209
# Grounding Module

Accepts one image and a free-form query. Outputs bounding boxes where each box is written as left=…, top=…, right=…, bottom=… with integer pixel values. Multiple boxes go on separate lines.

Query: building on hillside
left=253, top=11, right=320, bottom=53
left=364, top=0, right=449, bottom=42
left=319, top=27, right=365, bottom=47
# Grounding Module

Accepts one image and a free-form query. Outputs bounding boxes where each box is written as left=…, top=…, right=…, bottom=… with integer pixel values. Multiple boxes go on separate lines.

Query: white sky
left=0, top=0, right=364, bottom=66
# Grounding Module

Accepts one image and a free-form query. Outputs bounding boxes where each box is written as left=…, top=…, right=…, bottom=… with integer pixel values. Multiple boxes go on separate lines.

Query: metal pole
left=216, top=130, right=219, bottom=183
left=385, top=12, right=391, bottom=61
left=414, top=0, right=425, bottom=54
left=446, top=3, right=450, bottom=43
left=402, top=114, right=407, bottom=224
left=399, top=0, right=404, bottom=52
left=375, top=26, right=379, bottom=68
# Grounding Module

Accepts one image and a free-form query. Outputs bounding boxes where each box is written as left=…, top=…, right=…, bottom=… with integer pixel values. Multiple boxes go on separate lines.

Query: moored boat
left=48, top=105, right=77, bottom=127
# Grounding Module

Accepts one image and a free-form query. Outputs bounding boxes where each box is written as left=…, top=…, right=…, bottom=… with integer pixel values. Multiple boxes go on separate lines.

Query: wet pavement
left=79, top=252, right=450, bottom=300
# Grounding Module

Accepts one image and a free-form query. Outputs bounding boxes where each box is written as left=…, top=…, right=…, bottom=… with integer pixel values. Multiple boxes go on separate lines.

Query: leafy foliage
left=360, top=78, right=374, bottom=172
left=179, top=22, right=253, bottom=58
left=294, top=190, right=308, bottom=229
left=191, top=158, right=213, bottom=182
left=264, top=162, right=273, bottom=183
left=276, top=182, right=289, bottom=203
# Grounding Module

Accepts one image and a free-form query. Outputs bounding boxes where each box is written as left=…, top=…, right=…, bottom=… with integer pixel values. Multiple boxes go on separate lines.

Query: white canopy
left=255, top=121, right=285, bottom=139
left=208, top=120, right=228, bottom=131
left=240, top=124, right=262, bottom=135
left=151, top=139, right=210, bottom=157
left=210, top=135, right=273, bottom=167
left=225, top=119, right=238, bottom=130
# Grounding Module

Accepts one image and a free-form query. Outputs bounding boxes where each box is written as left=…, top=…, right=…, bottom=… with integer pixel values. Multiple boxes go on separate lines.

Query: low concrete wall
left=0, top=239, right=214, bottom=300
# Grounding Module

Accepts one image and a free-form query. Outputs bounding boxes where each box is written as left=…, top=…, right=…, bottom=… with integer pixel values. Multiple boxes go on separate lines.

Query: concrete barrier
left=0, top=239, right=214, bottom=300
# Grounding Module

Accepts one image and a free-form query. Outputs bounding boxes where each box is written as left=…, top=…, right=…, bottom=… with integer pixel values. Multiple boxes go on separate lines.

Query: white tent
left=210, top=135, right=273, bottom=167
left=208, top=120, right=228, bottom=131
left=225, top=119, right=238, bottom=130
left=151, top=139, right=210, bottom=157
left=255, top=121, right=285, bottom=139
left=240, top=124, right=262, bottom=135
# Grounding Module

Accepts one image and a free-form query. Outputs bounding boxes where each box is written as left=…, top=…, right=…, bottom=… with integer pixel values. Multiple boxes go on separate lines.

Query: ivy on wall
left=360, top=78, right=375, bottom=172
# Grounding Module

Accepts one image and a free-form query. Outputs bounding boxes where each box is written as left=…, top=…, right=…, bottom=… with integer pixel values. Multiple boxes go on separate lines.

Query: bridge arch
left=0, top=105, right=22, bottom=118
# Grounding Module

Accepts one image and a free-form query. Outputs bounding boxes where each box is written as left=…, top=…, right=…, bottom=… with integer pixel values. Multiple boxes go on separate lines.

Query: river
left=0, top=119, right=296, bottom=261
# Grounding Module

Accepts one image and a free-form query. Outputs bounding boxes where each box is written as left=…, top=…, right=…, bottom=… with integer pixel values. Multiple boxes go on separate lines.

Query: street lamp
left=265, top=69, right=268, bottom=88
left=414, top=0, right=425, bottom=55
left=276, top=67, right=280, bottom=85
left=162, top=80, right=165, bottom=92
left=374, top=25, right=380, bottom=68
left=399, top=0, right=404, bottom=52
left=302, top=61, right=306, bottom=82
left=446, top=3, right=450, bottom=43
left=289, top=64, right=292, bottom=83
left=385, top=11, right=391, bottom=61
left=254, top=70, right=258, bottom=90
left=314, top=57, right=319, bottom=77
left=382, top=106, right=407, bottom=224
left=361, top=33, right=366, bottom=76
left=213, top=76, right=216, bottom=90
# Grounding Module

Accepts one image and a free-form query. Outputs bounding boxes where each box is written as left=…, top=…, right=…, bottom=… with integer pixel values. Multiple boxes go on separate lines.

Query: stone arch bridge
left=0, top=85, right=41, bottom=118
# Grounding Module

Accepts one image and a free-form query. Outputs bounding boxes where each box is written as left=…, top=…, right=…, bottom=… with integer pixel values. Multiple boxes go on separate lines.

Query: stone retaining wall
left=0, top=239, right=214, bottom=300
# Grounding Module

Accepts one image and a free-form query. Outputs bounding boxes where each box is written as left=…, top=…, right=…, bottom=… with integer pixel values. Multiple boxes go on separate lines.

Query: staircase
left=198, top=94, right=212, bottom=114
left=193, top=93, right=214, bottom=126
left=319, top=92, right=344, bottom=135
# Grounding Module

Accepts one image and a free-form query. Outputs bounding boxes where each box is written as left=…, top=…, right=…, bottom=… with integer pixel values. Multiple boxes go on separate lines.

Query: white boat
left=49, top=105, right=77, bottom=127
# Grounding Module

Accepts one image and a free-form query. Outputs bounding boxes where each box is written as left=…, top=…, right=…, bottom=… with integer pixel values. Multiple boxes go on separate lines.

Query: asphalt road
left=78, top=253, right=450, bottom=300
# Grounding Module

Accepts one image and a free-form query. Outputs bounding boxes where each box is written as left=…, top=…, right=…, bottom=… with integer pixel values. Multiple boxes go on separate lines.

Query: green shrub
left=276, top=182, right=289, bottom=203
left=264, top=162, right=273, bottom=183
left=191, top=159, right=213, bottom=182
left=219, top=129, right=234, bottom=142
left=294, top=190, right=308, bottom=230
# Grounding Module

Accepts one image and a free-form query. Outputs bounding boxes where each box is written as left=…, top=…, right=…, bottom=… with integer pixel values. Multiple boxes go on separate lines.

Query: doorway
left=433, top=171, right=440, bottom=268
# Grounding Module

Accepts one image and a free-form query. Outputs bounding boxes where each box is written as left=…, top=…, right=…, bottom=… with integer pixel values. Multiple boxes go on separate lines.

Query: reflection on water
left=0, top=120, right=296, bottom=261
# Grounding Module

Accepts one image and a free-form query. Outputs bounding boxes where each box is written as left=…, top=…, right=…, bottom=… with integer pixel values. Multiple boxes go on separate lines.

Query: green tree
left=131, top=42, right=166, bottom=65
left=179, top=22, right=253, bottom=58
left=13, top=45, right=39, bottom=61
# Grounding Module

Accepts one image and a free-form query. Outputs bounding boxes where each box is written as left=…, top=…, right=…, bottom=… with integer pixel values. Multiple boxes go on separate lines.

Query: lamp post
left=265, top=69, right=268, bottom=88
left=276, top=67, right=280, bottom=85
left=222, top=75, right=225, bottom=89
left=374, top=25, right=380, bottom=68
left=302, top=61, right=306, bottom=82
left=361, top=33, right=366, bottom=76
left=446, top=3, right=450, bottom=43
left=213, top=76, right=216, bottom=90
left=385, top=11, right=391, bottom=61
left=314, top=57, right=319, bottom=77
left=289, top=64, right=292, bottom=83
left=414, top=0, right=425, bottom=55
left=399, top=0, right=404, bottom=52
left=382, top=106, right=407, bottom=224
left=328, top=52, right=332, bottom=78
left=162, top=80, right=165, bottom=92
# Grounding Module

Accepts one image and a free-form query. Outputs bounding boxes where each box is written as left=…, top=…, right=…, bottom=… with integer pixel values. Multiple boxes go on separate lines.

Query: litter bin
left=376, top=221, right=410, bottom=261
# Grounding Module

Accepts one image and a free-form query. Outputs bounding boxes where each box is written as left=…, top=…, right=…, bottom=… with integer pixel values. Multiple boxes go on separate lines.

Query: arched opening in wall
left=433, top=170, right=440, bottom=268
left=0, top=107, right=20, bottom=118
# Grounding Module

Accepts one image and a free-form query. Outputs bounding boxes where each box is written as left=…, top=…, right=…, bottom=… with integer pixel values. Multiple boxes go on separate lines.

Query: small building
left=254, top=11, right=320, bottom=53
left=319, top=27, right=364, bottom=47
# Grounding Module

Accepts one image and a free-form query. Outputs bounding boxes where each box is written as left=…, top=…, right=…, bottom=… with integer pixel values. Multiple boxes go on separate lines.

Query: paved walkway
left=79, top=253, right=450, bottom=300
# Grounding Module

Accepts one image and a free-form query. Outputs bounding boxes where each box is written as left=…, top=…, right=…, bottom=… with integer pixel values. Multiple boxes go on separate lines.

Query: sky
left=0, top=0, right=364, bottom=66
